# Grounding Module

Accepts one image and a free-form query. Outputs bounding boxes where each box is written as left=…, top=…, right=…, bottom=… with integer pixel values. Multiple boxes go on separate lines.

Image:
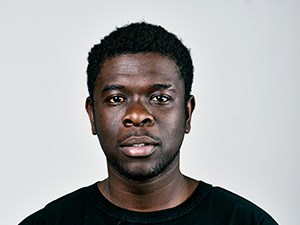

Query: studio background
left=1, top=1, right=299, bottom=225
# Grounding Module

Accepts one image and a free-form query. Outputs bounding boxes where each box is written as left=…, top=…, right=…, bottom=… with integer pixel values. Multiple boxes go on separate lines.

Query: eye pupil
left=151, top=95, right=171, bottom=104
left=114, top=96, right=120, bottom=101
left=108, top=95, right=125, bottom=104
left=158, top=96, right=165, bottom=101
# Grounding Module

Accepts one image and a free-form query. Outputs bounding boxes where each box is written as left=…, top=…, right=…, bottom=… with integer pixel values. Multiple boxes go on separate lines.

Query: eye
left=150, top=95, right=172, bottom=104
left=106, top=95, right=126, bottom=105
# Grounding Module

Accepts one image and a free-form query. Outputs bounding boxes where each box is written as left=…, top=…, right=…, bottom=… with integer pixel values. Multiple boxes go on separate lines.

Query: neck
left=98, top=159, right=198, bottom=212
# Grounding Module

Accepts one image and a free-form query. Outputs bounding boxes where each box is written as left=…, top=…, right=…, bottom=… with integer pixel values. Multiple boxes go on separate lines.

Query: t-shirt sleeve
left=18, top=210, right=45, bottom=225
left=258, top=211, right=279, bottom=225
left=212, top=186, right=279, bottom=225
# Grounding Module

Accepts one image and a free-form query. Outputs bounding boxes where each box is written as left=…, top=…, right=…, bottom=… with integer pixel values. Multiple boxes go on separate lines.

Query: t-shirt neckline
left=88, top=180, right=212, bottom=223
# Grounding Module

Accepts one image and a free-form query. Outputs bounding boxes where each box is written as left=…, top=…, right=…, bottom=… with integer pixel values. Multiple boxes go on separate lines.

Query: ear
left=185, top=95, right=196, bottom=134
left=85, top=97, right=97, bottom=135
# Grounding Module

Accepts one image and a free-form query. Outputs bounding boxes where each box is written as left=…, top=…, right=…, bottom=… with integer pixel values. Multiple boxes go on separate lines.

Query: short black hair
left=87, top=22, right=194, bottom=103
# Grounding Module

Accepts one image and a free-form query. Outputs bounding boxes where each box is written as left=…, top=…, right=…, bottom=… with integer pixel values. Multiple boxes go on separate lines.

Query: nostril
left=122, top=117, right=154, bottom=127
left=123, top=118, right=133, bottom=127
left=141, top=118, right=154, bottom=126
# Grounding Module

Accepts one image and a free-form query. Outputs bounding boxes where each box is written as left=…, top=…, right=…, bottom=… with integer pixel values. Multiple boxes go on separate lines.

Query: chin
left=127, top=170, right=162, bottom=181
left=118, top=165, right=162, bottom=182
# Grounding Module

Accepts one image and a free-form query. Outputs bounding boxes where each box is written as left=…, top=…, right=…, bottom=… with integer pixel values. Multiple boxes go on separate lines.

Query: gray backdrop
left=1, top=1, right=299, bottom=225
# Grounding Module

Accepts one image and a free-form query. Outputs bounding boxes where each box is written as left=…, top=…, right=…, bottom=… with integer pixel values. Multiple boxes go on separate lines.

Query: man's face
left=86, top=53, right=195, bottom=181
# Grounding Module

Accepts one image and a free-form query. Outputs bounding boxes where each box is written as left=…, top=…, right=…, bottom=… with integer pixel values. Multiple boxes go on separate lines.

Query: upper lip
left=119, top=136, right=160, bottom=147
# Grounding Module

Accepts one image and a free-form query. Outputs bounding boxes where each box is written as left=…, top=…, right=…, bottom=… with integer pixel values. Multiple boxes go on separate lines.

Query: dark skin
left=86, top=53, right=198, bottom=212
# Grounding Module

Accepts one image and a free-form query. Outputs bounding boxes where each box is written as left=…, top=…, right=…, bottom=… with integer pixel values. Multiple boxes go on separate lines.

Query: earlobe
left=85, top=97, right=97, bottom=135
left=185, top=95, right=196, bottom=133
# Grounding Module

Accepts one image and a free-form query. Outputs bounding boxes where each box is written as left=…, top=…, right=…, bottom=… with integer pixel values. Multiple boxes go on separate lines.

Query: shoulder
left=44, top=184, right=92, bottom=208
left=18, top=183, right=97, bottom=225
left=210, top=185, right=267, bottom=212
left=200, top=182, right=278, bottom=225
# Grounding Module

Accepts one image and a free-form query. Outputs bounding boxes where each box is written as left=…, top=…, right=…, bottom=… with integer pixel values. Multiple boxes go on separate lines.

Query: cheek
left=95, top=110, right=120, bottom=136
left=159, top=109, right=186, bottom=139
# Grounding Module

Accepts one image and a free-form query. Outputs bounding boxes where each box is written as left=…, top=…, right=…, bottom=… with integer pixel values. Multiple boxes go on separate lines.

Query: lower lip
left=121, top=145, right=156, bottom=157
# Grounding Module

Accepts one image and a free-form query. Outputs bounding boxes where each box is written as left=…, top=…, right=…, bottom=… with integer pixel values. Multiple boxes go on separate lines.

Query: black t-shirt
left=19, top=181, right=278, bottom=225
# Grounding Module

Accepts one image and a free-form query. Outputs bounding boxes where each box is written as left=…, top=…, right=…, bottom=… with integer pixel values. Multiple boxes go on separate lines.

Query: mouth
left=119, top=136, right=159, bottom=157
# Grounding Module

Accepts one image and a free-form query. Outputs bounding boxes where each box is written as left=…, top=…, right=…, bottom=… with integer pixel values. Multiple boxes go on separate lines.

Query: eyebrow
left=101, top=83, right=175, bottom=93
left=151, top=83, right=176, bottom=93
left=101, top=85, right=125, bottom=93
left=152, top=83, right=172, bottom=90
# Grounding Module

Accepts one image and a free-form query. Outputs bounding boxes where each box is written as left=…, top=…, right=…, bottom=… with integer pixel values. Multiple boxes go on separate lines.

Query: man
left=19, top=22, right=278, bottom=224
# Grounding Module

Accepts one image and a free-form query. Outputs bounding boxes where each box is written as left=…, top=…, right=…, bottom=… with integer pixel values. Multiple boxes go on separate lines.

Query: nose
left=122, top=101, right=154, bottom=127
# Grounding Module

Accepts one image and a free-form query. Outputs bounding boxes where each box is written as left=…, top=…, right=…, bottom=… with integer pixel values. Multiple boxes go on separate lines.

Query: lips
left=119, top=136, right=159, bottom=157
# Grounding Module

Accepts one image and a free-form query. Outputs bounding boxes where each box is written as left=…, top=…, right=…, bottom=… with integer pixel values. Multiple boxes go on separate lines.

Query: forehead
left=96, top=53, right=182, bottom=86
